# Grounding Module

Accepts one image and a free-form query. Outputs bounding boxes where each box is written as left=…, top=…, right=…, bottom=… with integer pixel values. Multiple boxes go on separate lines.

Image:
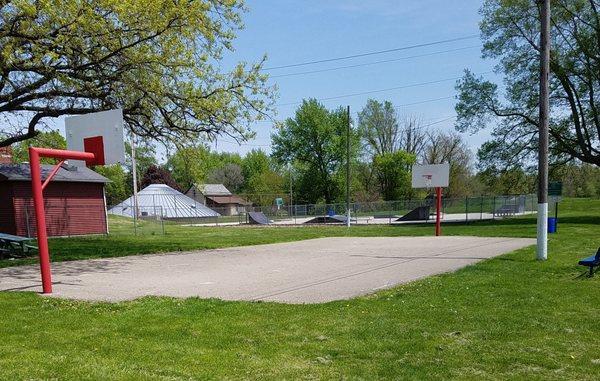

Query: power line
left=269, top=46, right=481, bottom=79
left=275, top=71, right=492, bottom=107
left=421, top=115, right=457, bottom=128
left=263, top=35, right=479, bottom=70
left=218, top=115, right=458, bottom=148
left=217, top=138, right=271, bottom=147
left=394, top=96, right=454, bottom=108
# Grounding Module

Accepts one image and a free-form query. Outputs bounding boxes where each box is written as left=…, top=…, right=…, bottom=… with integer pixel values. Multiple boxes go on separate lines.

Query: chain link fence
left=12, top=194, right=537, bottom=237
left=103, top=194, right=537, bottom=234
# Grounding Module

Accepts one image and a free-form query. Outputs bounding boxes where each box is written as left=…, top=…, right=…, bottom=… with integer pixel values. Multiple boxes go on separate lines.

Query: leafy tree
left=476, top=168, right=536, bottom=196
left=422, top=130, right=473, bottom=197
left=126, top=142, right=157, bottom=179
left=94, top=165, right=128, bottom=205
left=372, top=150, right=415, bottom=200
left=456, top=0, right=600, bottom=168
left=271, top=99, right=359, bottom=204
left=11, top=130, right=66, bottom=164
left=552, top=163, right=600, bottom=197
left=166, top=145, right=219, bottom=191
left=208, top=163, right=244, bottom=193
left=245, top=170, right=285, bottom=198
left=0, top=0, right=273, bottom=147
left=241, top=149, right=270, bottom=183
left=140, top=165, right=180, bottom=191
left=353, top=161, right=380, bottom=202
left=241, top=149, right=284, bottom=197
left=358, top=99, right=399, bottom=157
left=398, top=115, right=427, bottom=158
left=124, top=141, right=157, bottom=195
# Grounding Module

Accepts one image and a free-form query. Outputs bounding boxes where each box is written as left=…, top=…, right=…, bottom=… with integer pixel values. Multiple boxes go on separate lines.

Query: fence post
left=480, top=196, right=483, bottom=220
left=465, top=196, right=469, bottom=223
left=492, top=196, right=496, bottom=220
left=25, top=203, right=31, bottom=238
left=161, top=206, right=165, bottom=235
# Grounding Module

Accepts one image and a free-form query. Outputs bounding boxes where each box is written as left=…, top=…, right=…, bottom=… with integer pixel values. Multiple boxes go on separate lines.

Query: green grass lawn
left=1, top=198, right=599, bottom=379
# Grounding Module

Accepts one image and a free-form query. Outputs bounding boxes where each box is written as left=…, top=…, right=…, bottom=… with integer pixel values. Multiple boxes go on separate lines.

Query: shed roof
left=109, top=184, right=220, bottom=219
left=195, top=183, right=232, bottom=196
left=0, top=163, right=109, bottom=183
left=206, top=195, right=250, bottom=205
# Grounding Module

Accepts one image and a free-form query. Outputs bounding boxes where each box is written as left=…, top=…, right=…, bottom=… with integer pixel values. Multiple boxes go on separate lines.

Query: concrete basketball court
left=0, top=236, right=534, bottom=303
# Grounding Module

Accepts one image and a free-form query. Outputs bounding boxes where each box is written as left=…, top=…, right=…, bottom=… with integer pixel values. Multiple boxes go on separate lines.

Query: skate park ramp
left=304, top=215, right=349, bottom=224
left=397, top=206, right=430, bottom=222
left=248, top=211, right=271, bottom=225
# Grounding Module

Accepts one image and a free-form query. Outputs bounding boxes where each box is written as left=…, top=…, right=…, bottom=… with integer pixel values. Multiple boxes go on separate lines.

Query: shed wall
left=10, top=181, right=107, bottom=237
left=0, top=183, right=15, bottom=234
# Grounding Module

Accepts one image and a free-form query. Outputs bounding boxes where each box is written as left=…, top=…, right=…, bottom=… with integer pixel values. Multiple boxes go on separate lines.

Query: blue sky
left=212, top=0, right=500, bottom=157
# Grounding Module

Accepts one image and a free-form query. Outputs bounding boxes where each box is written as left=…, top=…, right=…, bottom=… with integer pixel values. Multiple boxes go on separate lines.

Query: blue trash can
left=548, top=217, right=557, bottom=233
left=327, top=208, right=335, bottom=217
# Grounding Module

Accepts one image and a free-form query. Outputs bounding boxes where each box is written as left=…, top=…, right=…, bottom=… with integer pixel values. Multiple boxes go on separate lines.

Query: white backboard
left=412, top=163, right=450, bottom=188
left=65, top=109, right=125, bottom=167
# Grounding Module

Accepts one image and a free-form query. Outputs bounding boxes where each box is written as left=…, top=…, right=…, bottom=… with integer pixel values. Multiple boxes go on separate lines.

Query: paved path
left=0, top=236, right=534, bottom=303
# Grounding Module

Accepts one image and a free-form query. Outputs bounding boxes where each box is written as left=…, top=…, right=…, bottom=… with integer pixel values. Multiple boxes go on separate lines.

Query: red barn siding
left=0, top=183, right=15, bottom=234
left=9, top=182, right=107, bottom=237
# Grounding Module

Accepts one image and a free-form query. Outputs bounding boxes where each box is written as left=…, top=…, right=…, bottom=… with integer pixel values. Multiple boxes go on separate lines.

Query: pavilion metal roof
left=108, top=184, right=220, bottom=219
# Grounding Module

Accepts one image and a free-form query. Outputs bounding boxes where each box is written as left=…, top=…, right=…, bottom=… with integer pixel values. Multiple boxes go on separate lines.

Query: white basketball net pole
left=537, top=0, right=550, bottom=260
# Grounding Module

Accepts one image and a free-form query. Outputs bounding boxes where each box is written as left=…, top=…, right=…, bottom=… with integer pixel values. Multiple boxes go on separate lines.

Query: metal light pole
left=537, top=0, right=550, bottom=260
left=289, top=163, right=293, bottom=220
left=131, top=136, right=139, bottom=220
left=346, top=105, right=351, bottom=228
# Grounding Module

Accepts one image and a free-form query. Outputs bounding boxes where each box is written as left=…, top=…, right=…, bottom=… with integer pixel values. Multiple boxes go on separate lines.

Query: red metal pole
left=41, top=160, right=65, bottom=191
left=435, top=186, right=442, bottom=236
left=28, top=147, right=95, bottom=294
left=29, top=147, right=53, bottom=293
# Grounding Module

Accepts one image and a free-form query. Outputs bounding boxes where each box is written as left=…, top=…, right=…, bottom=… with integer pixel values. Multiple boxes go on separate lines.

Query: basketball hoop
left=411, top=163, right=450, bottom=238
left=31, top=109, right=125, bottom=294
left=422, top=174, right=433, bottom=189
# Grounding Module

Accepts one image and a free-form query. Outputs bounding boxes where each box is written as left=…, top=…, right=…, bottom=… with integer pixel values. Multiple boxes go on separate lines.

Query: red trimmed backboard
left=65, top=109, right=125, bottom=167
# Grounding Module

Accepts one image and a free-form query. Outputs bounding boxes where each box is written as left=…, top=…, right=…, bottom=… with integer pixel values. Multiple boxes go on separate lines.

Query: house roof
left=195, top=183, right=232, bottom=196
left=108, top=184, right=220, bottom=218
left=0, top=163, right=109, bottom=183
left=206, top=195, right=250, bottom=205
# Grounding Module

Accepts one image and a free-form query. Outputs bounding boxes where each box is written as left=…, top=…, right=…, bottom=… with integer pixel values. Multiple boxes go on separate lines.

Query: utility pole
left=346, top=105, right=351, bottom=228
left=131, top=136, right=139, bottom=222
left=289, top=163, right=293, bottom=220
left=537, top=0, right=550, bottom=260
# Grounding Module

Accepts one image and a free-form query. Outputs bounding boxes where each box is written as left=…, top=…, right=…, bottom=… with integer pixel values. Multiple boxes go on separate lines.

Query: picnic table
left=0, top=233, right=38, bottom=259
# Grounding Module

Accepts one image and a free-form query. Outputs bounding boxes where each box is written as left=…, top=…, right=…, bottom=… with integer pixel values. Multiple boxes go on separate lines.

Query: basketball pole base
left=536, top=202, right=548, bottom=260
left=435, top=186, right=442, bottom=236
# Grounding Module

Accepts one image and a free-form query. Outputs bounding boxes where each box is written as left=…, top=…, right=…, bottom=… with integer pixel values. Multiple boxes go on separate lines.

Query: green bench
left=0, top=233, right=38, bottom=259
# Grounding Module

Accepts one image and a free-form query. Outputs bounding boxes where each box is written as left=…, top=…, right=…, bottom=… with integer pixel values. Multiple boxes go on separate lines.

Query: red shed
left=0, top=163, right=109, bottom=237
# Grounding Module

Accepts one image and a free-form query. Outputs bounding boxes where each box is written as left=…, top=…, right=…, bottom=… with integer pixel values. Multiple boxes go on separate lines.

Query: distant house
left=186, top=183, right=250, bottom=216
left=0, top=147, right=11, bottom=164
left=0, top=163, right=109, bottom=237
left=109, top=184, right=220, bottom=219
